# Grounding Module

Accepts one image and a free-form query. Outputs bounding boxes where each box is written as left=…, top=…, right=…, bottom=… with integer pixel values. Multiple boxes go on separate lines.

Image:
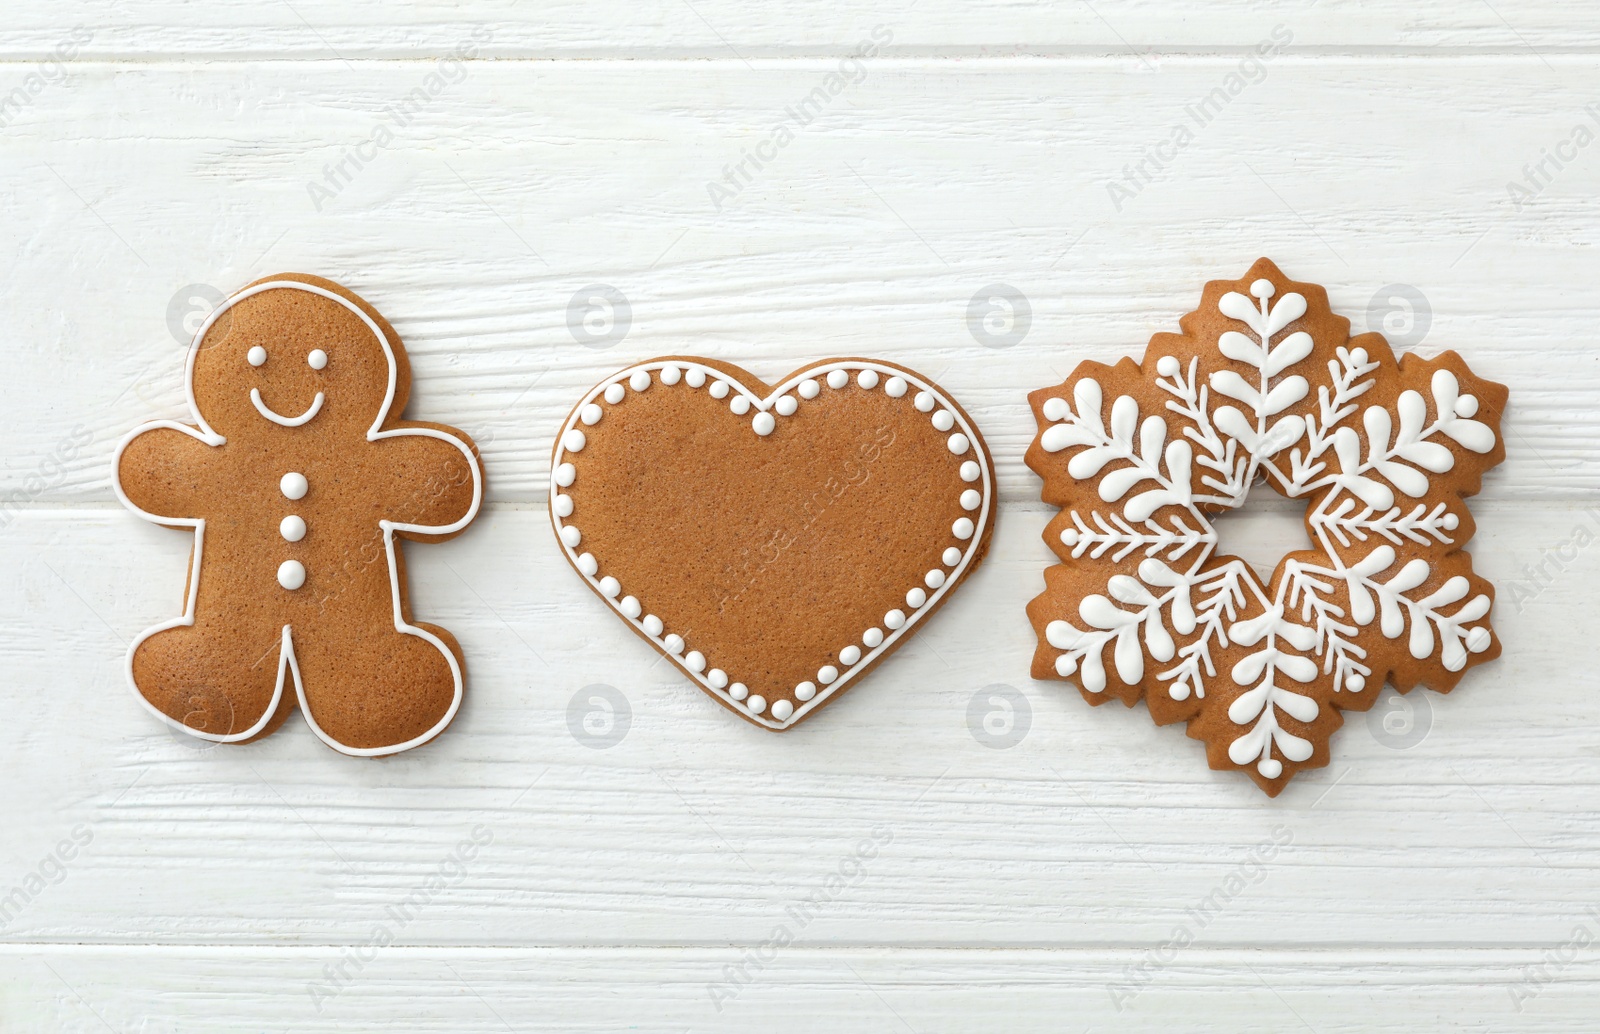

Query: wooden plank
left=3, top=2, right=1600, bottom=58
left=0, top=58, right=1593, bottom=510
left=5, top=945, right=1600, bottom=1032
left=0, top=502, right=1593, bottom=946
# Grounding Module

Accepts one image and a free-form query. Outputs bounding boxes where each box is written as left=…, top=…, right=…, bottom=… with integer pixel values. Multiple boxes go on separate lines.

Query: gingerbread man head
left=113, top=274, right=484, bottom=755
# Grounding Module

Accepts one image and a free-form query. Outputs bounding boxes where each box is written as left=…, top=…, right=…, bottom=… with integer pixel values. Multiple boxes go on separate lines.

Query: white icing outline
left=549, top=359, right=994, bottom=730
left=251, top=387, right=325, bottom=426
left=111, top=280, right=483, bottom=757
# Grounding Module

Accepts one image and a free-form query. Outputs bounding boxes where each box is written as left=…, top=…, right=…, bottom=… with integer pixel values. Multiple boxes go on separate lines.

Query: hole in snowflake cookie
left=1210, top=494, right=1310, bottom=582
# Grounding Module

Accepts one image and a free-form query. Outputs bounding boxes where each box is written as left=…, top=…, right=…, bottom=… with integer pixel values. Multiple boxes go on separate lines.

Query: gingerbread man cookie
left=1026, top=259, right=1506, bottom=795
left=113, top=275, right=483, bottom=755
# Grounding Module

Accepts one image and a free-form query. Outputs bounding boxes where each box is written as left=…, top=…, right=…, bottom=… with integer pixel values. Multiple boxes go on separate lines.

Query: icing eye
left=307, top=349, right=328, bottom=370
left=247, top=346, right=267, bottom=367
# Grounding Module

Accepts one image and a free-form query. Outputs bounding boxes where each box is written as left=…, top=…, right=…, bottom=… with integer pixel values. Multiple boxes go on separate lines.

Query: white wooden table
left=3, top=3, right=1599, bottom=1029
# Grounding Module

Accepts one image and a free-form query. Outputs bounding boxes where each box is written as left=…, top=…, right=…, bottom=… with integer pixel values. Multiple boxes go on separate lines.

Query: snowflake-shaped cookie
left=1025, top=259, right=1507, bottom=795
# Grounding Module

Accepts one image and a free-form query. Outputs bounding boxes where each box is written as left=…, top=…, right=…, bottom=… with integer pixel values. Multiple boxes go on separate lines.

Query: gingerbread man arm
left=367, top=424, right=483, bottom=540
left=112, top=422, right=224, bottom=523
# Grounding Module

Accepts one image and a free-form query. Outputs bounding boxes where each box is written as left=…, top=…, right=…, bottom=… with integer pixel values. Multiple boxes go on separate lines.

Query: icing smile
left=251, top=388, right=325, bottom=427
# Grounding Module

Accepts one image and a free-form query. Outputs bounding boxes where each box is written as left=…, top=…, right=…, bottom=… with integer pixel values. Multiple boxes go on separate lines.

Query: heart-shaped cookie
left=549, top=357, right=995, bottom=729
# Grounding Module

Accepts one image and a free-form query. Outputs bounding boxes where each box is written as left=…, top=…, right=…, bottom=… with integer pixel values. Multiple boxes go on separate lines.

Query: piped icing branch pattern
left=551, top=358, right=995, bottom=730
left=1025, top=259, right=1507, bottom=795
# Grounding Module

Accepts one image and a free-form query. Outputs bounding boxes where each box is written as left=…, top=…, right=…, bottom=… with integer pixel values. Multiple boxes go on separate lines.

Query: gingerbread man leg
left=130, top=612, right=295, bottom=744
left=289, top=556, right=465, bottom=754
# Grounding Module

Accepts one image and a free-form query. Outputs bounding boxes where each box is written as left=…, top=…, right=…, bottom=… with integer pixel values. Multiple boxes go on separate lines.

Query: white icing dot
left=604, top=383, right=626, bottom=404
left=1456, top=394, right=1479, bottom=418
left=795, top=681, right=817, bottom=701
left=280, top=515, right=306, bottom=542
left=1156, top=355, right=1179, bottom=377
left=555, top=463, right=577, bottom=487
left=771, top=699, right=794, bottom=721
left=947, top=433, right=969, bottom=455
left=277, top=559, right=306, bottom=591
left=1055, top=654, right=1077, bottom=677
left=1258, top=757, right=1284, bottom=779
left=932, top=411, right=955, bottom=432
left=1250, top=279, right=1275, bottom=300
left=577, top=553, right=598, bottom=576
left=1467, top=627, right=1492, bottom=652
left=960, top=461, right=980, bottom=482
left=660, top=364, right=681, bottom=385
left=629, top=370, right=651, bottom=392
left=664, top=634, right=685, bottom=655
left=747, top=695, right=767, bottom=715
left=554, top=494, right=574, bottom=518
left=914, top=391, right=935, bottom=413
left=884, top=609, right=906, bottom=629
left=925, top=570, right=946, bottom=589
left=620, top=596, right=641, bottom=619
left=247, top=346, right=267, bottom=367
left=752, top=412, right=775, bottom=436
left=1351, top=347, right=1368, bottom=365
left=307, top=348, right=328, bottom=370
left=580, top=404, right=603, bottom=426
left=857, top=370, right=879, bottom=389
left=685, top=650, right=706, bottom=672
left=884, top=377, right=907, bottom=398
left=280, top=472, right=308, bottom=500
left=1060, top=528, right=1080, bottom=546
left=730, top=395, right=752, bottom=416
left=776, top=395, right=798, bottom=416
left=863, top=628, right=883, bottom=648
left=1346, top=673, right=1366, bottom=691
left=1042, top=398, right=1069, bottom=421
left=560, top=525, right=581, bottom=548
left=1443, top=513, right=1460, bottom=530
left=707, top=669, right=728, bottom=689
left=710, top=380, right=730, bottom=399
left=826, top=369, right=849, bottom=389
left=798, top=379, right=820, bottom=399
left=599, top=575, right=620, bottom=598
left=942, top=546, right=962, bottom=566
left=729, top=682, right=749, bottom=701
left=642, top=614, right=663, bottom=637
left=839, top=645, right=861, bottom=665
left=960, top=489, right=981, bottom=510
left=953, top=518, right=975, bottom=540
left=686, top=367, right=707, bottom=388
left=818, top=665, right=839, bottom=684
left=563, top=429, right=587, bottom=452
left=906, top=587, right=927, bottom=608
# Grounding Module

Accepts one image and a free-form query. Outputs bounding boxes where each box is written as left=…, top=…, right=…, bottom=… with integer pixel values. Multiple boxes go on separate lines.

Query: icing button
left=280, top=472, right=308, bottom=500
left=277, top=559, right=306, bottom=591
left=709, top=380, right=731, bottom=399
left=925, top=570, right=946, bottom=589
left=884, top=377, right=907, bottom=398
left=280, top=515, right=307, bottom=542
left=884, top=609, right=906, bottom=629
left=686, top=368, right=707, bottom=388
left=554, top=463, right=577, bottom=488
left=560, top=525, right=581, bottom=547
left=564, top=429, right=587, bottom=452
left=580, top=404, right=603, bottom=426
left=729, top=682, right=749, bottom=701
left=770, top=699, right=794, bottom=721
left=247, top=346, right=267, bottom=367
left=620, top=596, right=642, bottom=618
left=839, top=645, right=861, bottom=666
left=752, top=412, right=776, bottom=436
left=707, top=668, right=728, bottom=689
left=307, top=348, right=328, bottom=370
left=818, top=665, right=839, bottom=684
left=642, top=614, right=664, bottom=637
left=660, top=364, right=682, bottom=385
left=599, top=576, right=620, bottom=598
left=857, top=370, right=879, bottom=389
left=664, top=633, right=685, bottom=655
left=730, top=395, right=752, bottom=416
left=914, top=391, right=935, bottom=413
left=960, top=461, right=980, bottom=482
left=947, top=433, right=969, bottom=455
left=685, top=650, right=706, bottom=672
left=747, top=695, right=767, bottom=714
left=862, top=628, right=884, bottom=648
left=952, top=518, right=974, bottom=540
left=798, top=379, right=820, bottom=399
left=932, top=411, right=955, bottom=432
left=776, top=395, right=798, bottom=416
left=960, top=489, right=981, bottom=510
left=906, top=587, right=927, bottom=608
left=604, top=383, right=626, bottom=404
left=942, top=547, right=962, bottom=566
left=554, top=494, right=574, bottom=518
left=577, top=553, right=598, bottom=576
left=826, top=369, right=849, bottom=389
left=794, top=681, right=817, bottom=701
left=629, top=370, right=651, bottom=392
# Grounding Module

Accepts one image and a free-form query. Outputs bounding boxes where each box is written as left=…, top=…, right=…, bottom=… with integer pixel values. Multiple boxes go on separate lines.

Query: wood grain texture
left=2, top=3, right=1599, bottom=1028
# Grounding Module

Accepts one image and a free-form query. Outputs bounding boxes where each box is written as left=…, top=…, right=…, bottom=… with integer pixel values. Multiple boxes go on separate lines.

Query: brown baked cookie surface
left=1026, top=259, right=1507, bottom=795
left=112, top=274, right=483, bottom=755
left=551, top=357, right=996, bottom=729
